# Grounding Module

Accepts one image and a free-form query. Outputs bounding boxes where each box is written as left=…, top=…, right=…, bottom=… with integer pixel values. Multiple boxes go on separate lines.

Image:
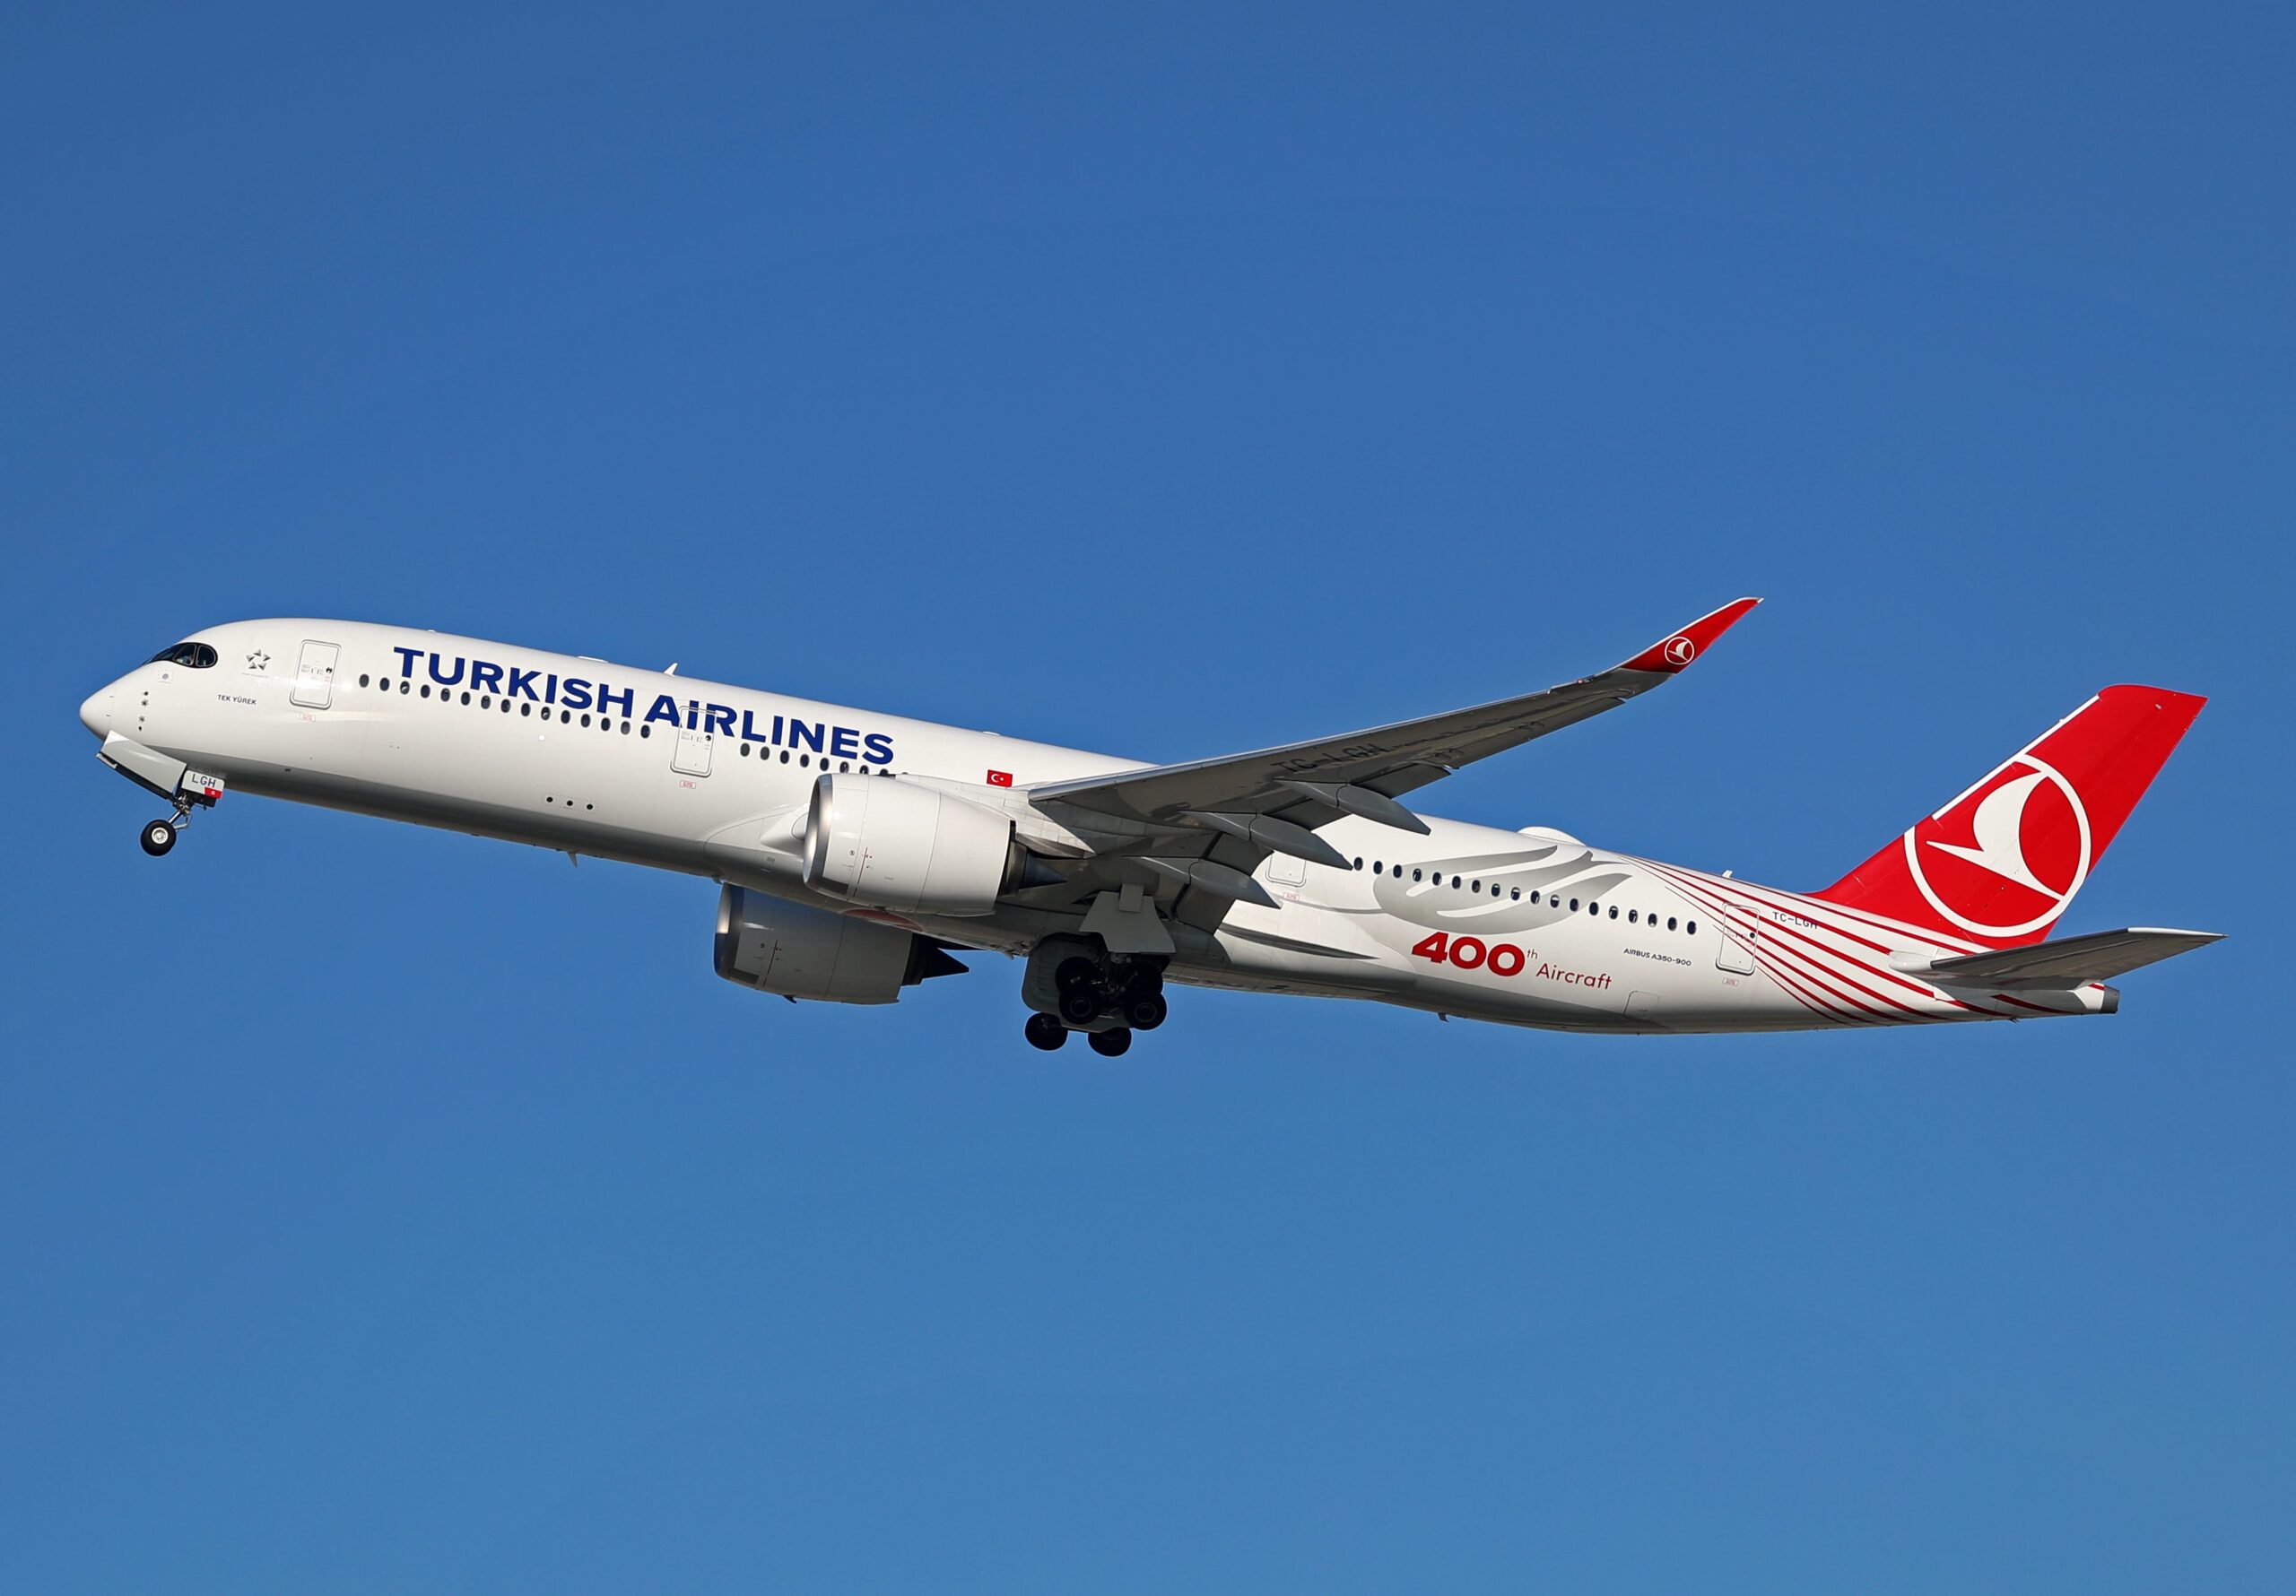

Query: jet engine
left=713, top=886, right=965, bottom=1004
left=803, top=772, right=1039, bottom=916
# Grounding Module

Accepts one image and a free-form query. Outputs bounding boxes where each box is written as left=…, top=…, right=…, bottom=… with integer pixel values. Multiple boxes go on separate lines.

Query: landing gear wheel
left=1055, top=956, right=1100, bottom=993
left=1124, top=991, right=1168, bottom=1031
left=1058, top=988, right=1100, bottom=1025
left=1087, top=1027, right=1132, bottom=1058
left=1023, top=1013, right=1068, bottom=1052
left=140, top=819, right=178, bottom=857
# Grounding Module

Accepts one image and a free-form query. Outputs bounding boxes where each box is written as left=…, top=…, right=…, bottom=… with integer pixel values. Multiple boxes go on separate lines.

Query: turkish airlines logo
left=1901, top=755, right=2092, bottom=937
left=1662, top=636, right=1696, bottom=665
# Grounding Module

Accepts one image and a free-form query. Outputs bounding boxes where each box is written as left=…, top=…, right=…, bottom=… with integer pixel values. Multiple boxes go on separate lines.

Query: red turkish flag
left=986, top=769, right=1013, bottom=787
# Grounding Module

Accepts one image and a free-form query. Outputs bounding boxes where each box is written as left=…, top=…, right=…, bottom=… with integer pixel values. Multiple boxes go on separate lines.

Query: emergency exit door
left=291, top=640, right=340, bottom=709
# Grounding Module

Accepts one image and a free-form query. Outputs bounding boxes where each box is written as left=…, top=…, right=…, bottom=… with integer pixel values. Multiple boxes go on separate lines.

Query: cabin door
left=672, top=724, right=713, bottom=777
left=291, top=640, right=340, bottom=709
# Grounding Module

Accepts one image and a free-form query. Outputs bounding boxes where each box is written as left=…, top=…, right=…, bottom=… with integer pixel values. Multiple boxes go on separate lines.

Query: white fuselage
left=82, top=620, right=2112, bottom=1034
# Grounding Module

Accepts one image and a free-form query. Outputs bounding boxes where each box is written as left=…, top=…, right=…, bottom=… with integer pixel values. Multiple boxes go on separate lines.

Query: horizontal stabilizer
left=1911, top=927, right=2222, bottom=988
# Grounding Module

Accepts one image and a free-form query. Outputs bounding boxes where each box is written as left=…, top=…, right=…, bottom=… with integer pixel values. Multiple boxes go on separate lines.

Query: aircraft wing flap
left=1919, top=927, right=2223, bottom=987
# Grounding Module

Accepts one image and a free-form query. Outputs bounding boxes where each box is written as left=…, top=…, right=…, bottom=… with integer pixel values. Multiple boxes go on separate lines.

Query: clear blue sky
left=4, top=4, right=2289, bottom=1590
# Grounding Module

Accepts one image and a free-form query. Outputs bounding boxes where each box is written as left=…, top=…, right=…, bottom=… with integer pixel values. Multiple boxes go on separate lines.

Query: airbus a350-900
left=78, top=601, right=2217, bottom=1054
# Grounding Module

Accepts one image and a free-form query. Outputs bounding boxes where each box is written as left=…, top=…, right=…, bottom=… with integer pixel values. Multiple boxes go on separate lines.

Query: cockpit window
left=147, top=642, right=219, bottom=669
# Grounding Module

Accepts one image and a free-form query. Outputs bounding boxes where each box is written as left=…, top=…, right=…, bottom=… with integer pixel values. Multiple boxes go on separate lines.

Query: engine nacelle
left=713, top=886, right=964, bottom=1004
left=804, top=772, right=1019, bottom=917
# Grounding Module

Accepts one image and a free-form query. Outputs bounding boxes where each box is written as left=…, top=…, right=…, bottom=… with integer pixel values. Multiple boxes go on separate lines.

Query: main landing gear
left=1022, top=1015, right=1138, bottom=1058
left=1022, top=947, right=1168, bottom=1056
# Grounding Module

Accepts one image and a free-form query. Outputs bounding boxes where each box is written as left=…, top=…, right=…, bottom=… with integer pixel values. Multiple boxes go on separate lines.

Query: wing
left=1019, top=598, right=1760, bottom=927
left=1031, top=597, right=1760, bottom=825
left=1913, top=927, right=2223, bottom=988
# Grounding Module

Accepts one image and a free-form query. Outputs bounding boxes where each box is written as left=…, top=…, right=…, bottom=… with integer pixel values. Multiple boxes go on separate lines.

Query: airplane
left=76, top=602, right=2220, bottom=1054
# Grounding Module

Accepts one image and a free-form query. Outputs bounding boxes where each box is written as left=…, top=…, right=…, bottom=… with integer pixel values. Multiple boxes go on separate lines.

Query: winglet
left=1618, top=597, right=1761, bottom=675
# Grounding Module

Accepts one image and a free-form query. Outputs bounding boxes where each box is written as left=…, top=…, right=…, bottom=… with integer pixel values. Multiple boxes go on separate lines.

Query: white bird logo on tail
left=1926, top=770, right=2056, bottom=894
left=1901, top=756, right=2093, bottom=939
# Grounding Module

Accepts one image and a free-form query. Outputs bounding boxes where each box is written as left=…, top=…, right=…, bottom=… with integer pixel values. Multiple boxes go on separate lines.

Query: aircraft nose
left=79, top=687, right=112, bottom=739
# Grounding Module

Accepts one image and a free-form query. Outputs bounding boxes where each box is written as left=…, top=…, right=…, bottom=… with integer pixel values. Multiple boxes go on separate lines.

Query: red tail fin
left=1815, top=686, right=2205, bottom=948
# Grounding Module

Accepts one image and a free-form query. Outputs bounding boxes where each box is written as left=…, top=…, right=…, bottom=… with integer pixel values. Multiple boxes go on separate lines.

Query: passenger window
left=1687, top=920, right=1698, bottom=935
left=1608, top=906, right=1618, bottom=920
left=1470, top=879, right=1480, bottom=892
left=1667, top=916, right=1678, bottom=930
left=1628, top=909, right=1638, bottom=924
left=1569, top=898, right=1578, bottom=911
left=640, top=724, right=651, bottom=738
left=1510, top=889, right=1520, bottom=900
left=1413, top=868, right=1423, bottom=881
left=520, top=703, right=531, bottom=716
left=359, top=673, right=370, bottom=688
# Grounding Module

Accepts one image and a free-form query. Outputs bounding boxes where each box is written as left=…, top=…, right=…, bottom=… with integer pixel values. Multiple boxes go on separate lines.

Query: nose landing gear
left=108, top=760, right=220, bottom=860
left=140, top=796, right=196, bottom=857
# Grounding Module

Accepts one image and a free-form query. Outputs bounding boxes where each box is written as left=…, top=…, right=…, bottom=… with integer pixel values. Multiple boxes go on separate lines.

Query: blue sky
left=4, top=4, right=2290, bottom=1589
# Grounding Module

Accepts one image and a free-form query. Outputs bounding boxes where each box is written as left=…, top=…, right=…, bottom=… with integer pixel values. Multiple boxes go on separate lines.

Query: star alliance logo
left=246, top=650, right=270, bottom=672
